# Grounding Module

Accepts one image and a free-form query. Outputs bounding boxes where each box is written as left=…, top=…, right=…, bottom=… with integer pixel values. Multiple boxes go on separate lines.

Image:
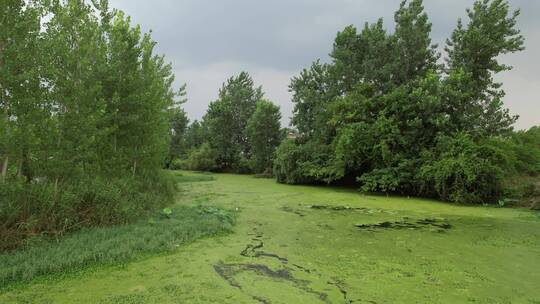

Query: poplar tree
left=0, top=0, right=44, bottom=182
left=445, top=0, right=524, bottom=136
left=247, top=100, right=282, bottom=173
left=205, top=72, right=263, bottom=170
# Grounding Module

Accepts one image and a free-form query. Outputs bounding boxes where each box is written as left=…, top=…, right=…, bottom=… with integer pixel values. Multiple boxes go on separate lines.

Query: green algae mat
left=2, top=172, right=539, bottom=303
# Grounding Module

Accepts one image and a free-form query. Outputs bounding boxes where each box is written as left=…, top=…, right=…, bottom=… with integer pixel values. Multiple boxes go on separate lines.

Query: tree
left=391, top=0, right=439, bottom=86
left=184, top=120, right=208, bottom=151
left=205, top=72, right=264, bottom=170
left=277, top=0, right=526, bottom=205
left=1, top=0, right=183, bottom=247
left=247, top=100, right=282, bottom=173
left=445, top=0, right=524, bottom=136
left=168, top=108, right=189, bottom=163
left=43, top=0, right=108, bottom=185
left=0, top=0, right=45, bottom=182
left=289, top=61, right=337, bottom=139
left=168, top=84, right=189, bottom=164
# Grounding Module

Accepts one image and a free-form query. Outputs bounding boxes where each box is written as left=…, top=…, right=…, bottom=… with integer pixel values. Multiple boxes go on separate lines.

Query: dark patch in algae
left=328, top=278, right=354, bottom=304
left=213, top=261, right=330, bottom=304
left=281, top=206, right=306, bottom=217
left=355, top=218, right=451, bottom=232
left=241, top=230, right=290, bottom=264
left=309, top=205, right=367, bottom=211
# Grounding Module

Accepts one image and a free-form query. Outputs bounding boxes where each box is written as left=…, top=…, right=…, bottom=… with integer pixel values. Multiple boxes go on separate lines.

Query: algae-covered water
left=2, top=172, right=539, bottom=303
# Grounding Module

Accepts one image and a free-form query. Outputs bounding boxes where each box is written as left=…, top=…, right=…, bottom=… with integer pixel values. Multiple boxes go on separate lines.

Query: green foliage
left=167, top=100, right=189, bottom=166
left=0, top=205, right=234, bottom=286
left=186, top=73, right=283, bottom=174
left=184, top=120, right=208, bottom=151
left=183, top=143, right=219, bottom=172
left=171, top=173, right=215, bottom=183
left=277, top=0, right=529, bottom=205
left=161, top=207, right=173, bottom=219
left=169, top=158, right=187, bottom=170
left=445, top=0, right=524, bottom=135
left=418, top=134, right=504, bottom=204
left=205, top=72, right=263, bottom=171
left=246, top=100, right=283, bottom=173
left=0, top=1, right=181, bottom=249
left=0, top=173, right=176, bottom=250
left=273, top=139, right=337, bottom=184
left=274, top=140, right=305, bottom=184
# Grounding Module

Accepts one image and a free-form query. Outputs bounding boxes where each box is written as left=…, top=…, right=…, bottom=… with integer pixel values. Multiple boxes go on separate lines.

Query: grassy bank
left=0, top=172, right=178, bottom=251
left=0, top=173, right=235, bottom=287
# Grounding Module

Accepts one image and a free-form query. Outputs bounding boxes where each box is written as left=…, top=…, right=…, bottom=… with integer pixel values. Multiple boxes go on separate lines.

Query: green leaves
left=1, top=1, right=182, bottom=246
left=247, top=100, right=282, bottom=174
left=279, top=0, right=529, bottom=205
left=204, top=72, right=266, bottom=171
left=161, top=208, right=173, bottom=219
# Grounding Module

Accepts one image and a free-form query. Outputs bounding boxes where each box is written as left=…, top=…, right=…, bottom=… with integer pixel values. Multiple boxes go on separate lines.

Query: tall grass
left=0, top=172, right=176, bottom=251
left=0, top=205, right=235, bottom=287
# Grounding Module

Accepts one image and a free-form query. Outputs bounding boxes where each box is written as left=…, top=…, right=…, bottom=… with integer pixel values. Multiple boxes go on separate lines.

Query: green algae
left=1, top=171, right=539, bottom=303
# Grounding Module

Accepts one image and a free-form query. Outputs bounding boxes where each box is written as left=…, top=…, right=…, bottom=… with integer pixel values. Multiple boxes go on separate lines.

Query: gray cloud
left=110, top=0, right=539, bottom=129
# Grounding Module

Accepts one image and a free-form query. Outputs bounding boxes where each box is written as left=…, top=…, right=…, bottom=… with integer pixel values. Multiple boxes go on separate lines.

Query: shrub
left=169, top=158, right=187, bottom=170
left=419, top=134, right=504, bottom=204
left=185, top=143, right=218, bottom=171
left=273, top=139, right=307, bottom=184
left=0, top=173, right=176, bottom=251
left=235, top=155, right=252, bottom=174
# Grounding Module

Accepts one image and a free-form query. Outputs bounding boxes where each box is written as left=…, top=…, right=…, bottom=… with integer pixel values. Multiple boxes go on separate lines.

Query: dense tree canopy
left=275, top=0, right=536, bottom=204
left=0, top=0, right=180, bottom=249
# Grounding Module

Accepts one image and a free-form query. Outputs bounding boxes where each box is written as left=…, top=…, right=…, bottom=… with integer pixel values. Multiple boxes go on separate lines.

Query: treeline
left=170, top=0, right=540, bottom=206
left=168, top=72, right=283, bottom=176
left=0, top=0, right=180, bottom=249
left=273, top=0, right=539, bottom=205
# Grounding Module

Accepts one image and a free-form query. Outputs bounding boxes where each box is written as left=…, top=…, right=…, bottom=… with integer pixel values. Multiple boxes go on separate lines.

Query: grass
left=0, top=205, right=234, bottom=287
left=1, top=171, right=539, bottom=303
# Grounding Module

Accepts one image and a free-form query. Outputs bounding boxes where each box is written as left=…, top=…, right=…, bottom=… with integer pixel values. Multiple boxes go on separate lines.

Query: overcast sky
left=109, top=0, right=539, bottom=130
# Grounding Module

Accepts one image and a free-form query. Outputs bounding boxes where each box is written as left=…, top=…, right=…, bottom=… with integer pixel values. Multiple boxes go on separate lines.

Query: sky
left=109, top=0, right=539, bottom=130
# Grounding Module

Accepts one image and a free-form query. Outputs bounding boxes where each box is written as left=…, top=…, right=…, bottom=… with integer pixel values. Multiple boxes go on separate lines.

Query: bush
left=419, top=134, right=504, bottom=204
left=235, top=155, right=252, bottom=174
left=184, top=143, right=218, bottom=171
left=273, top=139, right=308, bottom=184
left=169, top=158, right=188, bottom=170
left=0, top=173, right=176, bottom=251
left=273, top=139, right=341, bottom=184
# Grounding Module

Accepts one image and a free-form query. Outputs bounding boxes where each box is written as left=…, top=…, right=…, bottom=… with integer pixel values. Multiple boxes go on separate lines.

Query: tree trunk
left=1, top=155, right=8, bottom=183
left=17, top=147, right=32, bottom=182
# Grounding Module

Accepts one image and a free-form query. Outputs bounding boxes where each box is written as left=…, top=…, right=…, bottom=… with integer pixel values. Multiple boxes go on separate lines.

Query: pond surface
left=2, top=172, right=539, bottom=303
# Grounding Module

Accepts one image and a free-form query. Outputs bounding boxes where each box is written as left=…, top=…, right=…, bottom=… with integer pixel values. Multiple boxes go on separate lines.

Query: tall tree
left=168, top=107, right=189, bottom=163
left=247, top=100, right=282, bottom=173
left=184, top=120, right=207, bottom=152
left=43, top=0, right=108, bottom=184
left=0, top=0, right=45, bottom=182
left=445, top=0, right=524, bottom=136
left=391, top=0, right=439, bottom=85
left=205, top=72, right=263, bottom=170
